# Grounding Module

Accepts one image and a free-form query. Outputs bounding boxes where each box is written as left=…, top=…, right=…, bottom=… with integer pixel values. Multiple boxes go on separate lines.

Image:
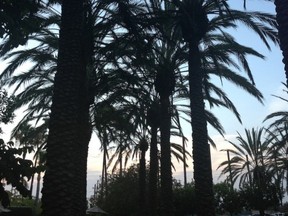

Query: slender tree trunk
left=139, top=149, right=147, bottom=216
left=29, top=155, right=38, bottom=195
left=119, top=143, right=123, bottom=177
left=159, top=95, right=173, bottom=216
left=42, top=0, right=91, bottom=215
left=101, top=132, right=108, bottom=199
left=246, top=155, right=252, bottom=187
left=227, top=150, right=233, bottom=188
left=274, top=0, right=288, bottom=86
left=149, top=125, right=158, bottom=216
left=182, top=137, right=187, bottom=187
left=34, top=172, right=41, bottom=206
left=188, top=42, right=215, bottom=216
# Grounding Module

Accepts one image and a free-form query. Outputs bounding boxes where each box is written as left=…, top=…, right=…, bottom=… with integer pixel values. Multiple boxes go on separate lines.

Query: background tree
left=240, top=182, right=279, bottom=215
left=0, top=90, right=15, bottom=134
left=0, top=139, right=34, bottom=197
left=214, top=182, right=243, bottom=216
left=173, top=182, right=196, bottom=216
left=0, top=0, right=45, bottom=48
left=218, top=128, right=280, bottom=215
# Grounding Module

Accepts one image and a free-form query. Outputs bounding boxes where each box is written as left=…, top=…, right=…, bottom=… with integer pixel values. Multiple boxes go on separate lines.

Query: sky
left=0, top=1, right=286, bottom=199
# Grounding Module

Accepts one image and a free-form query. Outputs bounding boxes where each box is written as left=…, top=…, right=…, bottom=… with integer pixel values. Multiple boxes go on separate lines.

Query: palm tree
left=169, top=1, right=278, bottom=214
left=41, top=0, right=91, bottom=215
left=34, top=149, right=46, bottom=206
left=0, top=2, right=115, bottom=214
left=218, top=128, right=275, bottom=215
left=218, top=128, right=270, bottom=186
left=265, top=126, right=287, bottom=205
left=264, top=84, right=288, bottom=201
left=138, top=137, right=149, bottom=216
left=147, top=98, right=161, bottom=216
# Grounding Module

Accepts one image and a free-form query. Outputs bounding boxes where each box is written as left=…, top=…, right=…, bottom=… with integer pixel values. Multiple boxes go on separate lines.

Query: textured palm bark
left=159, top=95, right=173, bottom=216
left=149, top=126, right=158, bottom=216
left=189, top=42, right=215, bottom=216
left=42, top=0, right=91, bottom=215
left=274, top=0, right=288, bottom=86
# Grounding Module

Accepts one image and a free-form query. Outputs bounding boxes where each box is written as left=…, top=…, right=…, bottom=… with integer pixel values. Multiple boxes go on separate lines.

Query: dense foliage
left=0, top=0, right=45, bottom=48
left=91, top=165, right=197, bottom=216
left=0, top=139, right=34, bottom=197
left=0, top=90, right=15, bottom=133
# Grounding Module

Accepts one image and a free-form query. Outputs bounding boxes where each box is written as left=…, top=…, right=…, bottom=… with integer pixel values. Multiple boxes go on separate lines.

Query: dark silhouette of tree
left=41, top=0, right=91, bottom=215
left=0, top=139, right=34, bottom=197
left=0, top=90, right=15, bottom=133
left=170, top=1, right=278, bottom=214
left=214, top=182, right=243, bottom=216
left=138, top=137, right=149, bottom=216
left=0, top=0, right=44, bottom=48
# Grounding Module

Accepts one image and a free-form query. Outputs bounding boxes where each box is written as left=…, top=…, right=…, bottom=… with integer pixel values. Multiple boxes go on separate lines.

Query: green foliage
left=10, top=193, right=42, bottom=216
left=0, top=139, right=35, bottom=197
left=0, top=0, right=44, bottom=48
left=94, top=165, right=139, bottom=216
left=0, top=90, right=15, bottom=133
left=173, top=182, right=196, bottom=216
left=214, top=182, right=243, bottom=215
left=92, top=164, right=197, bottom=216
left=240, top=182, right=279, bottom=213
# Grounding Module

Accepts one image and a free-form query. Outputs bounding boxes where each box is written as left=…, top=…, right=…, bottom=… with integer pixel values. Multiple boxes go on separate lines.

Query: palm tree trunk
left=182, top=137, right=187, bottom=187
left=159, top=95, right=173, bottom=216
left=119, top=143, right=123, bottom=177
left=41, top=0, right=91, bottom=215
left=246, top=155, right=252, bottom=186
left=227, top=150, right=233, bottom=188
left=139, top=150, right=147, bottom=216
left=101, top=131, right=108, bottom=199
left=34, top=172, right=41, bottom=206
left=149, top=125, right=158, bottom=216
left=274, top=0, right=288, bottom=86
left=29, top=155, right=38, bottom=195
left=188, top=42, right=215, bottom=216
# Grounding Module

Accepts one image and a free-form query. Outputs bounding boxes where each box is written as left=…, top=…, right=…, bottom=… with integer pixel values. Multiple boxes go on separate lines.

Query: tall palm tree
left=41, top=0, right=90, bottom=215
left=164, top=0, right=278, bottom=214
left=138, top=137, right=149, bottom=216
left=0, top=2, right=115, bottom=214
left=34, top=149, right=46, bottom=206
left=147, top=98, right=161, bottom=216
